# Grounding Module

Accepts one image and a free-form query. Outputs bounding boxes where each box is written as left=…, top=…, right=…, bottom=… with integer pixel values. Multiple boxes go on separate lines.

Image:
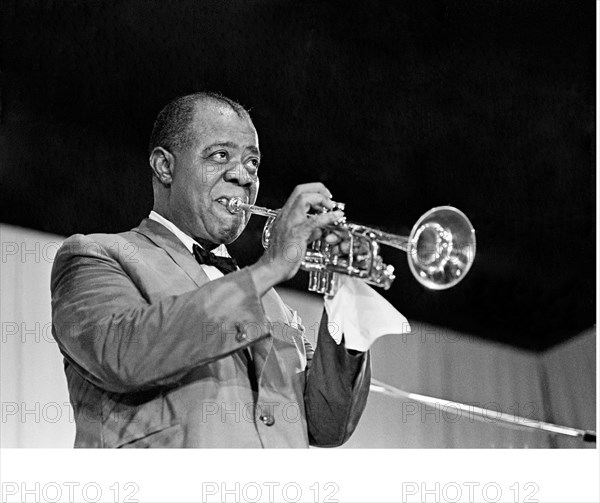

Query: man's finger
left=305, top=210, right=344, bottom=233
left=324, top=233, right=341, bottom=244
left=288, top=192, right=334, bottom=214
left=324, top=229, right=346, bottom=244
left=289, top=182, right=333, bottom=200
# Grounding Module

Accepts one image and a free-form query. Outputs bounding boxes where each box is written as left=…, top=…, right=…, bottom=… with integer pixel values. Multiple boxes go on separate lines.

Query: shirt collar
left=148, top=211, right=230, bottom=258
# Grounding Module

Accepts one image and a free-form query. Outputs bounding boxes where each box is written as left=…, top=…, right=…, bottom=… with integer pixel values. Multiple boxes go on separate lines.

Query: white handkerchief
left=324, top=275, right=411, bottom=352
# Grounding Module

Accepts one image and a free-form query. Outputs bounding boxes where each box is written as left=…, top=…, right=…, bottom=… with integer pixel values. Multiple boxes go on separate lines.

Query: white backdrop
left=1, top=224, right=596, bottom=448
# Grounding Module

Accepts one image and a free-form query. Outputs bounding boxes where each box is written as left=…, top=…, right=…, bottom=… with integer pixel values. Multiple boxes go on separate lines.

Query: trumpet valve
left=308, top=270, right=340, bottom=297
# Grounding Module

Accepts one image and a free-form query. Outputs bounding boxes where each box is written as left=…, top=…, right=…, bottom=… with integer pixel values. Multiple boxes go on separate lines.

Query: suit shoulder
left=52, top=229, right=147, bottom=278
left=57, top=230, right=140, bottom=257
left=51, top=229, right=143, bottom=288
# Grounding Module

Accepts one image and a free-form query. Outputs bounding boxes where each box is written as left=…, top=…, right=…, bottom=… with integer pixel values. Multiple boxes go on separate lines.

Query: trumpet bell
left=408, top=206, right=476, bottom=290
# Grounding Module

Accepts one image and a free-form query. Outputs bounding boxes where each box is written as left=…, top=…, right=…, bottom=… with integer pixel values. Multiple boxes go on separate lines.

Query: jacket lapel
left=132, top=218, right=211, bottom=288
left=131, top=219, right=291, bottom=386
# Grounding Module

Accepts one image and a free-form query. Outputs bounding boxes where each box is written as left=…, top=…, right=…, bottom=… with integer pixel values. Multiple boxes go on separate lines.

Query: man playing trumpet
left=50, top=92, right=372, bottom=448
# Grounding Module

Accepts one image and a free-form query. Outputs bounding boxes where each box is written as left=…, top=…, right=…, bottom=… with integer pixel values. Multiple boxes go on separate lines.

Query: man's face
left=168, top=103, right=260, bottom=245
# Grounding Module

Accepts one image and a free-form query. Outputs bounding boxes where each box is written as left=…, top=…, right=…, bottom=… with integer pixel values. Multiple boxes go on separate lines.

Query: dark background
left=1, top=0, right=595, bottom=351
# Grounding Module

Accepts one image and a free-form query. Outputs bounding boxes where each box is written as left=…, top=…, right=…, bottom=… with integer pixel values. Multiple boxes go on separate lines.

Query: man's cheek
left=202, top=164, right=221, bottom=183
left=252, top=180, right=260, bottom=202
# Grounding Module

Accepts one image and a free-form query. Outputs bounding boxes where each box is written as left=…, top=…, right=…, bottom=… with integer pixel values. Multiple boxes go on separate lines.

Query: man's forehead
left=191, top=101, right=258, bottom=146
left=193, top=101, right=254, bottom=129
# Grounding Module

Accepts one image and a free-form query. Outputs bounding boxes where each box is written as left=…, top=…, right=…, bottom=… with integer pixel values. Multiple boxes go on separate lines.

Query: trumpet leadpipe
left=226, top=197, right=345, bottom=218
left=226, top=198, right=278, bottom=218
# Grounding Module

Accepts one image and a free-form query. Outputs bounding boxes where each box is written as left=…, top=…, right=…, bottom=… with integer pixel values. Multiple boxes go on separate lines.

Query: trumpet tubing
left=227, top=197, right=476, bottom=296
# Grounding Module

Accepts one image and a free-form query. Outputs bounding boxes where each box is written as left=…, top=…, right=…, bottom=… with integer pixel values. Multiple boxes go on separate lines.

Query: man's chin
left=213, top=224, right=245, bottom=245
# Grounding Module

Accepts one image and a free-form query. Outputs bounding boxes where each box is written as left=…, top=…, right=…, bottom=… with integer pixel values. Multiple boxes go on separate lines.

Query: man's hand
left=323, top=228, right=371, bottom=267
left=249, top=183, right=344, bottom=296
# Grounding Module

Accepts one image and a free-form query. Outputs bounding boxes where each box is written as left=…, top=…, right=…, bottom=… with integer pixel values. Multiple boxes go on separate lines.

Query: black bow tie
left=192, top=244, right=238, bottom=275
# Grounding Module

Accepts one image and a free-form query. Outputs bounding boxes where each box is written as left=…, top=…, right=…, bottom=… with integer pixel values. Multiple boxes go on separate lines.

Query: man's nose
left=223, top=163, right=255, bottom=187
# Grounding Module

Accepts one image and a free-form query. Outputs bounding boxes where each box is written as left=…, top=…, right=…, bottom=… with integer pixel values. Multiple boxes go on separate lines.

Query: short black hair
left=148, top=91, right=250, bottom=156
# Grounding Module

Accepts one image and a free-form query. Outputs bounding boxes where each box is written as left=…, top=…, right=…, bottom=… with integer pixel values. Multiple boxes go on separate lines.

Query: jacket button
left=259, top=414, right=275, bottom=426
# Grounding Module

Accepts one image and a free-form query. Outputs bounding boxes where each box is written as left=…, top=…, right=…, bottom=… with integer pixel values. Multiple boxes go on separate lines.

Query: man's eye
left=211, top=151, right=229, bottom=161
left=246, top=158, right=260, bottom=170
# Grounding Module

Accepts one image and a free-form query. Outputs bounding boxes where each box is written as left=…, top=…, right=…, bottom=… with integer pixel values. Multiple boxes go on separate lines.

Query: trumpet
left=227, top=197, right=476, bottom=297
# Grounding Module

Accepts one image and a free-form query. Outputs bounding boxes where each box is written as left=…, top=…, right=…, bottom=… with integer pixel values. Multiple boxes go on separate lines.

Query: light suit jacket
left=50, top=218, right=370, bottom=448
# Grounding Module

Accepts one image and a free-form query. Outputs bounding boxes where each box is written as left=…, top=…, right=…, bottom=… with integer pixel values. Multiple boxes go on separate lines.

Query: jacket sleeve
left=51, top=234, right=271, bottom=393
left=304, top=309, right=371, bottom=447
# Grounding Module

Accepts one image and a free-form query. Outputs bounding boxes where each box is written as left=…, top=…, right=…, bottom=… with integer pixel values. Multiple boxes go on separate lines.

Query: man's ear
left=149, top=147, right=175, bottom=186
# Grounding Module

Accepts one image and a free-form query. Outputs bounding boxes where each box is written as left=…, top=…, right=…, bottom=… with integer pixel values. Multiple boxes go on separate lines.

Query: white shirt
left=148, top=210, right=231, bottom=281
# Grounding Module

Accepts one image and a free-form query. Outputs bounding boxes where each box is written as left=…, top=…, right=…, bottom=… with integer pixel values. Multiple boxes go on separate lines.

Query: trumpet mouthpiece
left=226, top=197, right=245, bottom=214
